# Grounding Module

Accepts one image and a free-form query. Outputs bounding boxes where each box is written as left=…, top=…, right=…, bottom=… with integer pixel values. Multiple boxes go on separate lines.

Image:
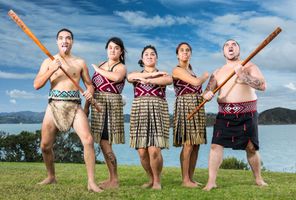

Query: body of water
left=1, top=123, right=295, bottom=173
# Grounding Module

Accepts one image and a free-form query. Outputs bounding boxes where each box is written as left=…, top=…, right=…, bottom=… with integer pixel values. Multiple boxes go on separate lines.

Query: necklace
left=107, top=60, right=119, bottom=71
left=144, top=68, right=157, bottom=73
left=178, top=64, right=195, bottom=76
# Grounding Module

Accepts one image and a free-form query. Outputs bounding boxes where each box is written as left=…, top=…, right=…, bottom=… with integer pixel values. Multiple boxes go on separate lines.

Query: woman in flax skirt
left=127, top=45, right=173, bottom=190
left=85, top=37, right=127, bottom=189
left=172, top=42, right=209, bottom=187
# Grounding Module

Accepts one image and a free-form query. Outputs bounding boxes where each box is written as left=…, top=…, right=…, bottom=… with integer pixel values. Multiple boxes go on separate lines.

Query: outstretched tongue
left=62, top=46, right=67, bottom=52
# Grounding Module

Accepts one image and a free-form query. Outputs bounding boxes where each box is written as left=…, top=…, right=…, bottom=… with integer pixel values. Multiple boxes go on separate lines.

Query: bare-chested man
left=202, top=39, right=268, bottom=191
left=34, top=28, right=102, bottom=192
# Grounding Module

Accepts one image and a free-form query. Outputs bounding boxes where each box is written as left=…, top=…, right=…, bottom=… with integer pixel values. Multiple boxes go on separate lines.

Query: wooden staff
left=8, top=10, right=100, bottom=112
left=187, top=27, right=282, bottom=120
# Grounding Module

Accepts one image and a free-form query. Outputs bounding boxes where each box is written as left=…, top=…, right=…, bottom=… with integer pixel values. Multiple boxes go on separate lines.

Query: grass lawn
left=0, top=162, right=296, bottom=200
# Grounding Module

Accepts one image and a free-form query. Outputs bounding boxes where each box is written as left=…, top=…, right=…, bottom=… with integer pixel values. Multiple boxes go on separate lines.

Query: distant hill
left=0, top=111, right=44, bottom=124
left=0, top=107, right=295, bottom=125
left=258, top=107, right=296, bottom=125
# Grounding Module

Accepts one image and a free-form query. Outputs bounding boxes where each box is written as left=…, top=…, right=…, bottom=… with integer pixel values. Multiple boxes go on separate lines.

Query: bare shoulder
left=172, top=65, right=181, bottom=71
left=243, top=61, right=260, bottom=72
left=71, top=55, right=87, bottom=68
left=172, top=66, right=186, bottom=77
left=114, top=62, right=126, bottom=71
left=172, top=66, right=182, bottom=73
left=74, top=56, right=86, bottom=64
left=42, top=57, right=52, bottom=64
left=244, top=61, right=257, bottom=68
left=212, top=66, right=222, bottom=76
left=40, top=57, right=52, bottom=68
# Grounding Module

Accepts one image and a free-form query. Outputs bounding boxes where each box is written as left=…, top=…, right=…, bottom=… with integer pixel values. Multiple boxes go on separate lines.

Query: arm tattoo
left=204, top=74, right=217, bottom=93
left=239, top=72, right=265, bottom=90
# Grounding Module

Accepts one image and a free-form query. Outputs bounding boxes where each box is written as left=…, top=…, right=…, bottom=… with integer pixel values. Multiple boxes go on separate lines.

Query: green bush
left=221, top=157, right=250, bottom=170
left=0, top=130, right=103, bottom=163
left=0, top=131, right=42, bottom=162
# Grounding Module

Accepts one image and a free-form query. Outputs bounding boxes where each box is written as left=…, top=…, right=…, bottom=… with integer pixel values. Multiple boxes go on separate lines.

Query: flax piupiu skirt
left=130, top=96, right=170, bottom=149
left=173, top=93, right=206, bottom=147
left=91, top=92, right=125, bottom=144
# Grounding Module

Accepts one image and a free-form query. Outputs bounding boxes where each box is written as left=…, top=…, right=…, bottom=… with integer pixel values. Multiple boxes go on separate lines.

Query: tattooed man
left=202, top=39, right=268, bottom=191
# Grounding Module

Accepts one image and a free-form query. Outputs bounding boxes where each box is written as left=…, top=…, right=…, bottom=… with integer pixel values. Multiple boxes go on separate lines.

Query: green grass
left=0, top=162, right=296, bottom=200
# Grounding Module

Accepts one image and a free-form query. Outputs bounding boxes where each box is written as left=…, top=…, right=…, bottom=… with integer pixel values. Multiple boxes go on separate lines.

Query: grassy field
left=0, top=162, right=295, bottom=200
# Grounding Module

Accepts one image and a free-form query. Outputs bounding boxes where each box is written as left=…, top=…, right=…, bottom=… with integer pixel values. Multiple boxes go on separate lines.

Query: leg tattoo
left=106, top=152, right=117, bottom=169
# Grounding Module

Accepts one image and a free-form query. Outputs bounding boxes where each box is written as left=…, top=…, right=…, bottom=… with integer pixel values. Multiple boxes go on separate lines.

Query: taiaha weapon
left=8, top=10, right=101, bottom=112
left=187, top=27, right=282, bottom=120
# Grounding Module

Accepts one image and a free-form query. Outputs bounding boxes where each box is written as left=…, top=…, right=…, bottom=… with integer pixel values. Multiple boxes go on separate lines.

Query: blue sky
left=0, top=0, right=295, bottom=114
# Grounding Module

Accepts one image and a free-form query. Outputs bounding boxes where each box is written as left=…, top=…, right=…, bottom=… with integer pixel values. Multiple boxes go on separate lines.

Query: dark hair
left=223, top=39, right=240, bottom=58
left=138, top=45, right=158, bottom=68
left=56, top=28, right=74, bottom=40
left=223, top=39, right=240, bottom=50
left=105, top=37, right=126, bottom=64
left=176, top=42, right=193, bottom=70
left=176, top=42, right=192, bottom=54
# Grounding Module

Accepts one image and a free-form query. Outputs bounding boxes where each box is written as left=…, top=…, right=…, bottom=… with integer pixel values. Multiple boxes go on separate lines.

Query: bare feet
left=99, top=180, right=119, bottom=189
left=142, top=182, right=153, bottom=188
left=182, top=181, right=198, bottom=188
left=191, top=180, right=203, bottom=186
left=37, top=177, right=57, bottom=185
left=152, top=182, right=162, bottom=190
left=87, top=183, right=104, bottom=193
left=98, top=180, right=109, bottom=188
left=256, top=179, right=268, bottom=187
left=202, top=183, right=217, bottom=191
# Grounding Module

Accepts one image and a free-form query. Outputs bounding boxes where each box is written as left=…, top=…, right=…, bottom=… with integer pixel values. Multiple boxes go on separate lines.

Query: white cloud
left=6, top=89, right=46, bottom=99
left=194, top=12, right=296, bottom=73
left=114, top=11, right=199, bottom=28
left=159, top=0, right=210, bottom=5
left=118, top=0, right=140, bottom=3
left=284, top=83, right=296, bottom=91
left=166, top=85, right=175, bottom=93
left=159, top=0, right=257, bottom=6
left=122, top=94, right=127, bottom=106
left=0, top=1, right=161, bottom=75
left=259, top=0, right=296, bottom=20
left=0, top=71, right=35, bottom=79
left=10, top=99, right=17, bottom=104
left=0, top=0, right=295, bottom=113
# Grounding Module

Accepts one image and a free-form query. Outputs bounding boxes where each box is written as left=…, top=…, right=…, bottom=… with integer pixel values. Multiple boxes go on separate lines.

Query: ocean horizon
left=0, top=123, right=295, bottom=173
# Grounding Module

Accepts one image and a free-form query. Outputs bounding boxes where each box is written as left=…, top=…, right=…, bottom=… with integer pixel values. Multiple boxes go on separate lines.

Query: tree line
left=0, top=130, right=102, bottom=163
left=1, top=130, right=260, bottom=170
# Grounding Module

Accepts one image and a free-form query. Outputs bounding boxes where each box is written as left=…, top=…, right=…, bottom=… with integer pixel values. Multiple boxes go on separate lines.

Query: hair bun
left=138, top=59, right=144, bottom=67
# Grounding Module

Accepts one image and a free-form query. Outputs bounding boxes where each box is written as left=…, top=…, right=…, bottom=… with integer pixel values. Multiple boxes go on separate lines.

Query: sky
left=0, top=0, right=295, bottom=114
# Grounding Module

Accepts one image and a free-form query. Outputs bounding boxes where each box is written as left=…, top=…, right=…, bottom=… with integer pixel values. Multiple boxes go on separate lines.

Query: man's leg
left=138, top=148, right=153, bottom=188
left=99, top=139, right=119, bottom=189
left=180, top=144, right=197, bottom=187
left=246, top=142, right=268, bottom=186
left=203, top=144, right=224, bottom=191
left=38, top=106, right=58, bottom=185
left=148, top=147, right=163, bottom=190
left=73, top=108, right=103, bottom=192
